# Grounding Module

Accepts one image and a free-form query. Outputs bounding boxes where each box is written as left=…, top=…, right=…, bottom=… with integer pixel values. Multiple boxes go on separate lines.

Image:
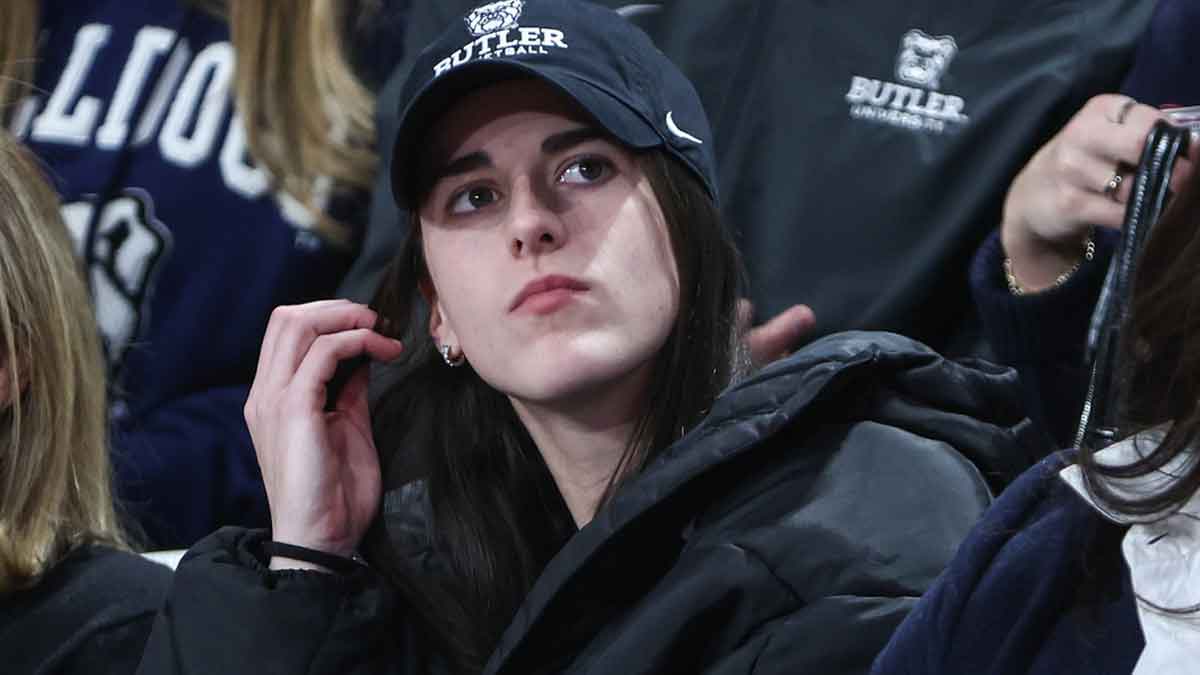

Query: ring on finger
left=1108, top=97, right=1137, bottom=125
left=1103, top=171, right=1124, bottom=201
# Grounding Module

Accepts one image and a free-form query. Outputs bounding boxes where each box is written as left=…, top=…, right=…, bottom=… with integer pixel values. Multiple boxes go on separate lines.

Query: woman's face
left=418, top=79, right=679, bottom=407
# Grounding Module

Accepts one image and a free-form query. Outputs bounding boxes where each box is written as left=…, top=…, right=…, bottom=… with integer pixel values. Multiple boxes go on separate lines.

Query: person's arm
left=136, top=528, right=407, bottom=675
left=977, top=85, right=1197, bottom=446
left=135, top=298, right=412, bottom=673
left=971, top=228, right=1115, bottom=447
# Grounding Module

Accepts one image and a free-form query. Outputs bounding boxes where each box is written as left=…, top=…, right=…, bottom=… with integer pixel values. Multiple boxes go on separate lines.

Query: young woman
left=0, top=130, right=171, bottom=672
left=138, top=2, right=1036, bottom=673
left=0, top=0, right=407, bottom=547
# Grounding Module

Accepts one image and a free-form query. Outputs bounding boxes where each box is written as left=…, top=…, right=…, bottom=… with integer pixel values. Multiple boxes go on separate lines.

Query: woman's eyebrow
left=542, top=127, right=604, bottom=155
left=430, top=127, right=603, bottom=184
left=432, top=151, right=491, bottom=184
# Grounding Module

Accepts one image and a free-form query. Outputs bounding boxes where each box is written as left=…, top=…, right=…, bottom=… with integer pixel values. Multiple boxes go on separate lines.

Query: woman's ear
left=427, top=296, right=460, bottom=350
left=421, top=279, right=460, bottom=350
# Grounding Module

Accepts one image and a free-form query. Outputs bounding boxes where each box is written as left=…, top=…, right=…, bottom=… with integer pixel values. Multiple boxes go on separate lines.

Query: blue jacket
left=869, top=453, right=1142, bottom=674
left=18, top=0, right=408, bottom=546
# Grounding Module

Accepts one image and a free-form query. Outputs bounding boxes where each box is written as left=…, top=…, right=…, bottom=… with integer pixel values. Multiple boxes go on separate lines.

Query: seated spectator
left=137, top=3, right=1037, bottom=674
left=0, top=131, right=170, bottom=673
left=375, top=0, right=1154, bottom=361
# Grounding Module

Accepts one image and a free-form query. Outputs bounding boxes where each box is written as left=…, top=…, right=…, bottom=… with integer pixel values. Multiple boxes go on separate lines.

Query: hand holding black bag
left=1075, top=120, right=1192, bottom=449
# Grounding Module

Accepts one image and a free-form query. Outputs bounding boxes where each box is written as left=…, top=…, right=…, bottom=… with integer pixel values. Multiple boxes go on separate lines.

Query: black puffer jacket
left=0, top=546, right=171, bottom=674
left=137, top=332, right=1042, bottom=675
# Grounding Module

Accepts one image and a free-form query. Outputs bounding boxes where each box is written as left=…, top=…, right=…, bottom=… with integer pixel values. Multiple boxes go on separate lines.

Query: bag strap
left=1074, top=120, right=1191, bottom=448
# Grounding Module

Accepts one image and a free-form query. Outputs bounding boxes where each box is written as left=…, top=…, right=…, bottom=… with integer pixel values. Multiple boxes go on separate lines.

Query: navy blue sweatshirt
left=869, top=453, right=1143, bottom=674
left=15, top=0, right=408, bottom=547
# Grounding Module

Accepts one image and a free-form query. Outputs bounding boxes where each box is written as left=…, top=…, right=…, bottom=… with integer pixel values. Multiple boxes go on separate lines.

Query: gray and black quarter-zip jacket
left=136, top=332, right=1043, bottom=675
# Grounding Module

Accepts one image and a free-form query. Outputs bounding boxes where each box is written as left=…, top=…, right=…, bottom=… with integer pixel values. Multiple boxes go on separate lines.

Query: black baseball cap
left=389, top=0, right=718, bottom=211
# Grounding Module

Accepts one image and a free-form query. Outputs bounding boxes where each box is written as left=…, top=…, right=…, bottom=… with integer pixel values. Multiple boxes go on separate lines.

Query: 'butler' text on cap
left=434, top=1, right=569, bottom=78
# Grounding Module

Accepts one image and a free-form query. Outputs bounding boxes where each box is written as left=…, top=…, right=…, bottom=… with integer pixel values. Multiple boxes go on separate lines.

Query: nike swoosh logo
left=665, top=111, right=703, bottom=144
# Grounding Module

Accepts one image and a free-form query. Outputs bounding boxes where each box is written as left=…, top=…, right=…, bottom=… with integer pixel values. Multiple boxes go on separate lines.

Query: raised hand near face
left=1001, top=94, right=1199, bottom=292
left=244, top=300, right=404, bottom=570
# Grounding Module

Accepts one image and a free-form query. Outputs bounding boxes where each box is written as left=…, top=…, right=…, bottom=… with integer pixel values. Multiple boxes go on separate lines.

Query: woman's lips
left=510, top=275, right=589, bottom=314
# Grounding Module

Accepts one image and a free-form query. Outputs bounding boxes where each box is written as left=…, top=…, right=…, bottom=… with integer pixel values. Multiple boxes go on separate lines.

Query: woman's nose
left=506, top=177, right=566, bottom=257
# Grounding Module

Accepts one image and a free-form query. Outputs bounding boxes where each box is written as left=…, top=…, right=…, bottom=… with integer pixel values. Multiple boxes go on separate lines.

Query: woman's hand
left=244, top=300, right=404, bottom=570
left=1001, top=94, right=1197, bottom=291
left=737, top=300, right=815, bottom=367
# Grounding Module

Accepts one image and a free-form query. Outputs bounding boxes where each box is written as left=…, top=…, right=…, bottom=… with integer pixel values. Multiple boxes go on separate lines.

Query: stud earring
left=438, top=343, right=465, bottom=367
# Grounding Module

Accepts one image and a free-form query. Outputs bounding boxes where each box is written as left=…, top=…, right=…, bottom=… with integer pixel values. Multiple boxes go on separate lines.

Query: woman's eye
left=558, top=157, right=610, bottom=184
left=449, top=186, right=498, bottom=214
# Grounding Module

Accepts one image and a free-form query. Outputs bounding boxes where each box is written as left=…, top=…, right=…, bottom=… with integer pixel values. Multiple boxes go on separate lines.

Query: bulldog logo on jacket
left=845, top=28, right=970, bottom=134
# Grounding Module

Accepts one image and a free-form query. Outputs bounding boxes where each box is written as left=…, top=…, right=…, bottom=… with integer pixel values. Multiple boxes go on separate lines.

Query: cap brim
left=390, top=59, right=663, bottom=211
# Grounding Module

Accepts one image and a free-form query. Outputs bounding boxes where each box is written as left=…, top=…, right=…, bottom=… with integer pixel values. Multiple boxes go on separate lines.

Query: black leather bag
left=1074, top=120, right=1192, bottom=448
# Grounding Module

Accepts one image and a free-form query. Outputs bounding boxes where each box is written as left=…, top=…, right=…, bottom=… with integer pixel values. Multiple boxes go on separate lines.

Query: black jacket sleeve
left=136, top=528, right=408, bottom=675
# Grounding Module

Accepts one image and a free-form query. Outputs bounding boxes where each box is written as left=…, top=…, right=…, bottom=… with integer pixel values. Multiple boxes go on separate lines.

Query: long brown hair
left=0, top=131, right=126, bottom=592
left=0, top=0, right=380, bottom=244
left=1078, top=151, right=1200, bottom=517
left=364, top=150, right=747, bottom=673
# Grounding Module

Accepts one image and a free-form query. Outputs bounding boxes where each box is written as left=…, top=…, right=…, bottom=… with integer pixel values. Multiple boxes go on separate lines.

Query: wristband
left=261, top=540, right=363, bottom=575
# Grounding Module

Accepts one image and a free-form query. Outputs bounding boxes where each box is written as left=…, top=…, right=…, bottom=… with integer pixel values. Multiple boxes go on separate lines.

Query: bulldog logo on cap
left=434, top=0, right=568, bottom=78
left=465, top=0, right=525, bottom=37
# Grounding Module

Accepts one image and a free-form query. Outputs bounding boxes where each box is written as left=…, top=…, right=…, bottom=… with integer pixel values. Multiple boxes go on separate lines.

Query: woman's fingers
left=257, top=299, right=353, bottom=371
left=289, top=328, right=403, bottom=408
left=1085, top=99, right=1164, bottom=166
left=1059, top=185, right=1126, bottom=232
left=335, top=364, right=371, bottom=413
left=255, top=301, right=380, bottom=394
left=1028, top=96, right=1180, bottom=233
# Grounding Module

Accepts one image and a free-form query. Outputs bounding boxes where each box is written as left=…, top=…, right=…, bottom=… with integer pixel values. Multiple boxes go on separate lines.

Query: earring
left=438, top=344, right=465, bottom=367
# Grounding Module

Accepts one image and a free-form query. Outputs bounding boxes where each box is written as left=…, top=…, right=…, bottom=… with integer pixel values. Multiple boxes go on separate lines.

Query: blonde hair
left=229, top=0, right=379, bottom=245
left=0, top=0, right=37, bottom=113
left=0, top=131, right=126, bottom=593
left=1, top=0, right=380, bottom=245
